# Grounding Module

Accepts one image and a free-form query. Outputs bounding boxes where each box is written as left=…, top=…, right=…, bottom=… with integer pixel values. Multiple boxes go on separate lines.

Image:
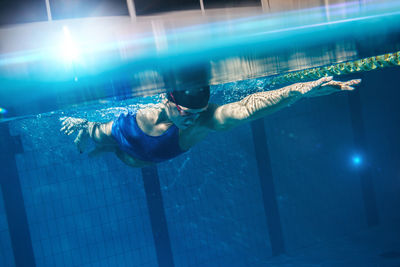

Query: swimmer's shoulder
left=136, top=105, right=165, bottom=135
left=197, top=103, right=220, bottom=129
left=137, top=105, right=162, bottom=123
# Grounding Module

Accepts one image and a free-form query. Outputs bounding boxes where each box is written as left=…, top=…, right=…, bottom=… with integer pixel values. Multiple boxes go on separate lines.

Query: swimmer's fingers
left=346, top=79, right=362, bottom=86
left=343, top=79, right=362, bottom=90
left=61, top=123, right=78, bottom=135
left=60, top=117, right=89, bottom=135
left=60, top=117, right=73, bottom=133
left=321, top=78, right=361, bottom=91
left=60, top=116, right=74, bottom=126
left=60, top=117, right=70, bottom=128
left=67, top=123, right=77, bottom=133
left=60, top=122, right=74, bottom=135
left=60, top=120, right=72, bottom=133
left=312, top=76, right=333, bottom=87
left=305, top=79, right=360, bottom=97
left=65, top=129, right=75, bottom=136
left=60, top=124, right=70, bottom=134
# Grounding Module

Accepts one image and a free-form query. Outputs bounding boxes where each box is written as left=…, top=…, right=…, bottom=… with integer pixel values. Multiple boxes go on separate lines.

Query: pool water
left=0, top=64, right=399, bottom=266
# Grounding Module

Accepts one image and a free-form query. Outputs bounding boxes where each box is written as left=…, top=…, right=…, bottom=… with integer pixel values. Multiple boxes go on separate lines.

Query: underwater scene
left=1, top=0, right=400, bottom=266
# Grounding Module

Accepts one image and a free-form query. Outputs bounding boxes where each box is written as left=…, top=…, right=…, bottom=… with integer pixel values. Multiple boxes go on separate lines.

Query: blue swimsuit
left=111, top=111, right=186, bottom=163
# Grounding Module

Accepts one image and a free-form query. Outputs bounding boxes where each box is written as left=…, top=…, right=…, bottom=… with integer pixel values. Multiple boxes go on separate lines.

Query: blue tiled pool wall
left=357, top=68, right=400, bottom=226
left=262, top=68, right=400, bottom=252
left=9, top=118, right=158, bottom=267
left=6, top=114, right=271, bottom=267
left=157, top=124, right=270, bottom=267
left=263, top=82, right=368, bottom=252
left=0, top=186, right=15, bottom=267
left=1, top=67, right=399, bottom=267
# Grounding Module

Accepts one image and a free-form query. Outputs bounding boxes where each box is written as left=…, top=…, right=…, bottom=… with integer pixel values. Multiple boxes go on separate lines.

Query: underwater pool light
left=352, top=155, right=362, bottom=166
left=0, top=107, right=7, bottom=114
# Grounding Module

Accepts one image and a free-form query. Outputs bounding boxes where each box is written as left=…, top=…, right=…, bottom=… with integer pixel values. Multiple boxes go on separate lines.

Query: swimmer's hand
left=60, top=117, right=89, bottom=135
left=296, top=76, right=361, bottom=98
left=60, top=117, right=90, bottom=153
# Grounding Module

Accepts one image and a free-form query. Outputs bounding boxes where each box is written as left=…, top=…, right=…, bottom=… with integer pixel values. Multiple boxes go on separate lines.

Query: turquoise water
left=1, top=1, right=400, bottom=266
left=1, top=0, right=400, bottom=120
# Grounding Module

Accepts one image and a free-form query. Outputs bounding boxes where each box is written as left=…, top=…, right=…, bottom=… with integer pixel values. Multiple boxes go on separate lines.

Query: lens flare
left=61, top=26, right=80, bottom=62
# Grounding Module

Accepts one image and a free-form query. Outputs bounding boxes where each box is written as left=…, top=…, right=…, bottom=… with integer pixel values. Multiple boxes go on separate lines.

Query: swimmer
left=60, top=76, right=361, bottom=167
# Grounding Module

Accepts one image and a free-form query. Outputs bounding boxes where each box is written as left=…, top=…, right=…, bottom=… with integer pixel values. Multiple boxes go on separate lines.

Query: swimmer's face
left=166, top=101, right=208, bottom=129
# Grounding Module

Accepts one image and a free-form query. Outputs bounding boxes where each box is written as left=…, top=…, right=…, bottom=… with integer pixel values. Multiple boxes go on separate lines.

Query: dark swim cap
left=167, top=86, right=210, bottom=109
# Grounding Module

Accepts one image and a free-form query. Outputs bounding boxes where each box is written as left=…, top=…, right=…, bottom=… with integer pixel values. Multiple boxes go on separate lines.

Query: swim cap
left=167, top=86, right=210, bottom=109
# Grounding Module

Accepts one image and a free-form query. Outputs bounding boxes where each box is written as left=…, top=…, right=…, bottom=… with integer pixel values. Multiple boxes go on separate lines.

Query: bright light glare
left=352, top=155, right=362, bottom=165
left=61, top=26, right=80, bottom=62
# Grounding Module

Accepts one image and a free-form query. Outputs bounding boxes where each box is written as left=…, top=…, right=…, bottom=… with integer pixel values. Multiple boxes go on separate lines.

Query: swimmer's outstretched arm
left=210, top=76, right=361, bottom=131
